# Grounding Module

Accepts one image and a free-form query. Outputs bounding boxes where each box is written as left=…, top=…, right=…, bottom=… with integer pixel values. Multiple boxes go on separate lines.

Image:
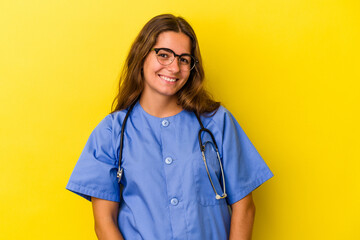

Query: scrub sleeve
left=66, top=115, right=120, bottom=202
left=210, top=107, right=273, bottom=205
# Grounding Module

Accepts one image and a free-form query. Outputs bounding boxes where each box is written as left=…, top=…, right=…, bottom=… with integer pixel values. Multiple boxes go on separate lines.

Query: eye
left=179, top=57, right=190, bottom=64
left=158, top=53, right=169, bottom=58
left=157, top=49, right=172, bottom=59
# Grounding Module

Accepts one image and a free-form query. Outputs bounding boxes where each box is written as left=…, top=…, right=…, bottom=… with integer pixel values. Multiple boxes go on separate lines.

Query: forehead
left=154, top=31, right=192, bottom=54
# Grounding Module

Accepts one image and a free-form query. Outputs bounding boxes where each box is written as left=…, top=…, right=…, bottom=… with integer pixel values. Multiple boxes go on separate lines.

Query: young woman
left=66, top=14, right=273, bottom=240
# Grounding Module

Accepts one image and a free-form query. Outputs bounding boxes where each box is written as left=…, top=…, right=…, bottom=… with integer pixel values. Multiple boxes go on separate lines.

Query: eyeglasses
left=153, top=48, right=198, bottom=72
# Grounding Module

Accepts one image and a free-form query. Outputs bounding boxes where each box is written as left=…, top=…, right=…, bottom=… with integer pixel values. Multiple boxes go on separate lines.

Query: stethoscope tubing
left=117, top=101, right=227, bottom=200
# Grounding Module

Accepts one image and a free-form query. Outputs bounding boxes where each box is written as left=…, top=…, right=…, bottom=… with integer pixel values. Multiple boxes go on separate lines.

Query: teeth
left=160, top=75, right=177, bottom=82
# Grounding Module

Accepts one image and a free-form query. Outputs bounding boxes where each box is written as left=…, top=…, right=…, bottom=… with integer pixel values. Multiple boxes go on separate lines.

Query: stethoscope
left=117, top=101, right=227, bottom=200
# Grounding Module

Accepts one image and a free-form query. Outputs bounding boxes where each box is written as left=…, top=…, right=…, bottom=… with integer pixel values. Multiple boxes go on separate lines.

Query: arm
left=229, top=192, right=256, bottom=240
left=91, top=197, right=124, bottom=240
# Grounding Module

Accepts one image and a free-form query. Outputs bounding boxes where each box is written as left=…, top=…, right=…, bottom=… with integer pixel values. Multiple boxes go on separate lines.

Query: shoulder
left=90, top=109, right=129, bottom=150
left=94, top=110, right=127, bottom=134
left=203, top=105, right=237, bottom=129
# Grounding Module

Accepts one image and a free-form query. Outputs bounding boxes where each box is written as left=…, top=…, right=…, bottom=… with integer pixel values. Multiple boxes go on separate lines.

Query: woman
left=66, top=14, right=273, bottom=240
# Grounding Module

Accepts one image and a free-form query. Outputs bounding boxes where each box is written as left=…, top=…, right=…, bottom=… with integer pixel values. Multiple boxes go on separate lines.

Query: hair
left=111, top=14, right=220, bottom=116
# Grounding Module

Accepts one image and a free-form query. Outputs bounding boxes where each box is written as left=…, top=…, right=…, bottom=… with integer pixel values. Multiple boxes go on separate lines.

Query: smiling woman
left=66, top=14, right=273, bottom=240
left=111, top=14, right=219, bottom=116
left=141, top=31, right=192, bottom=111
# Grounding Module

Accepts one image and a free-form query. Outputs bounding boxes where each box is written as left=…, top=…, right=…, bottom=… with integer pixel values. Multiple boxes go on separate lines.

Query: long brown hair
left=111, top=14, right=220, bottom=115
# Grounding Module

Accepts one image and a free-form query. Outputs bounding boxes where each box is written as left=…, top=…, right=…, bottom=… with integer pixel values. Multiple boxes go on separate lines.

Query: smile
left=159, top=74, right=178, bottom=83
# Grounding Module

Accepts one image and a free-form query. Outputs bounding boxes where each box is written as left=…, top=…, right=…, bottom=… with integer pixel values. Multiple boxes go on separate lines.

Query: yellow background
left=1, top=0, right=359, bottom=239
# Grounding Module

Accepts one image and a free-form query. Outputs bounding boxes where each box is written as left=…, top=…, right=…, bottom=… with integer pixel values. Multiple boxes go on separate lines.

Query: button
left=161, top=119, right=169, bottom=127
left=170, top=198, right=179, bottom=206
left=165, top=157, right=173, bottom=165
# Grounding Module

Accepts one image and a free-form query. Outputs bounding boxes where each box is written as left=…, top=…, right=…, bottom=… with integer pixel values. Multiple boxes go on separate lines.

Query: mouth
left=158, top=74, right=178, bottom=83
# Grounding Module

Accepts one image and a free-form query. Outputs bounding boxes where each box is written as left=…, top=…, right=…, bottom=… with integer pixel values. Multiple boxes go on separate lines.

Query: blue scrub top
left=66, top=101, right=273, bottom=240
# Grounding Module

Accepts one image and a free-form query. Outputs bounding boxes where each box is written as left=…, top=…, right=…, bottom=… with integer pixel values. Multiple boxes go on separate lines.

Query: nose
left=167, top=57, right=181, bottom=72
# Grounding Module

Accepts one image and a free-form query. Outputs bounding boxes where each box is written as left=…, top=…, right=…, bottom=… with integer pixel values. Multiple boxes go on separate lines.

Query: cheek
left=143, top=61, right=163, bottom=77
left=182, top=72, right=191, bottom=81
left=153, top=65, right=164, bottom=74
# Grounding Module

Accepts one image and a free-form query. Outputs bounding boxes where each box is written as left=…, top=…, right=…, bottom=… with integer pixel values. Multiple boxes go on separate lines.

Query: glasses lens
left=179, top=56, right=194, bottom=71
left=156, top=49, right=174, bottom=65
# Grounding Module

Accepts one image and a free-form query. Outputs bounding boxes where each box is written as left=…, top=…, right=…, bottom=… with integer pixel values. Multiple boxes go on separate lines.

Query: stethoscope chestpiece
left=117, top=168, right=123, bottom=183
left=215, top=193, right=227, bottom=200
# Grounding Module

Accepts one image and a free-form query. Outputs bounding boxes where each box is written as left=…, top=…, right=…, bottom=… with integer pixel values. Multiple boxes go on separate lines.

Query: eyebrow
left=156, top=47, right=191, bottom=56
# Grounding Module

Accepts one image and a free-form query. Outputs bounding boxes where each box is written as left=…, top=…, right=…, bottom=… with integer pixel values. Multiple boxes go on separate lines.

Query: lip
left=158, top=74, right=179, bottom=83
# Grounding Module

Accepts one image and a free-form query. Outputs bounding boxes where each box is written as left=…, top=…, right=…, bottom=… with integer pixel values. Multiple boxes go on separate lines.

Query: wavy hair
left=111, top=14, right=220, bottom=115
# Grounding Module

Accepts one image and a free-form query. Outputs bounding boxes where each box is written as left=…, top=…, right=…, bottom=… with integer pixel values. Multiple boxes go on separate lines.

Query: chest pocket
left=192, top=140, right=227, bottom=206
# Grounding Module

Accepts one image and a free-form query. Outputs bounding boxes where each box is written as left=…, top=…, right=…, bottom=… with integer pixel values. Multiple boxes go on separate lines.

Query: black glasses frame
left=152, top=48, right=198, bottom=71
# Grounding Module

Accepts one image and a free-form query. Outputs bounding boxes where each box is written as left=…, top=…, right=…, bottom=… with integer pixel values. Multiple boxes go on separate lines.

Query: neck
left=139, top=93, right=183, bottom=118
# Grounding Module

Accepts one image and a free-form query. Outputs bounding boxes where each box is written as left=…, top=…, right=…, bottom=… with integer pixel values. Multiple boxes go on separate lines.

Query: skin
left=92, top=197, right=123, bottom=240
left=92, top=31, right=256, bottom=240
left=229, top=193, right=256, bottom=240
left=140, top=31, right=191, bottom=117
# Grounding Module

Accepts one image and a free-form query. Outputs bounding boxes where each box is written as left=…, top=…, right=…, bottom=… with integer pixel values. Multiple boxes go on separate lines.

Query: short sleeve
left=66, top=114, right=120, bottom=202
left=213, top=107, right=274, bottom=205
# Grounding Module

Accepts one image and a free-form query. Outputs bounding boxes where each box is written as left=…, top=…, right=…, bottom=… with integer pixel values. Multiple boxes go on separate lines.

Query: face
left=142, top=31, right=192, bottom=100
